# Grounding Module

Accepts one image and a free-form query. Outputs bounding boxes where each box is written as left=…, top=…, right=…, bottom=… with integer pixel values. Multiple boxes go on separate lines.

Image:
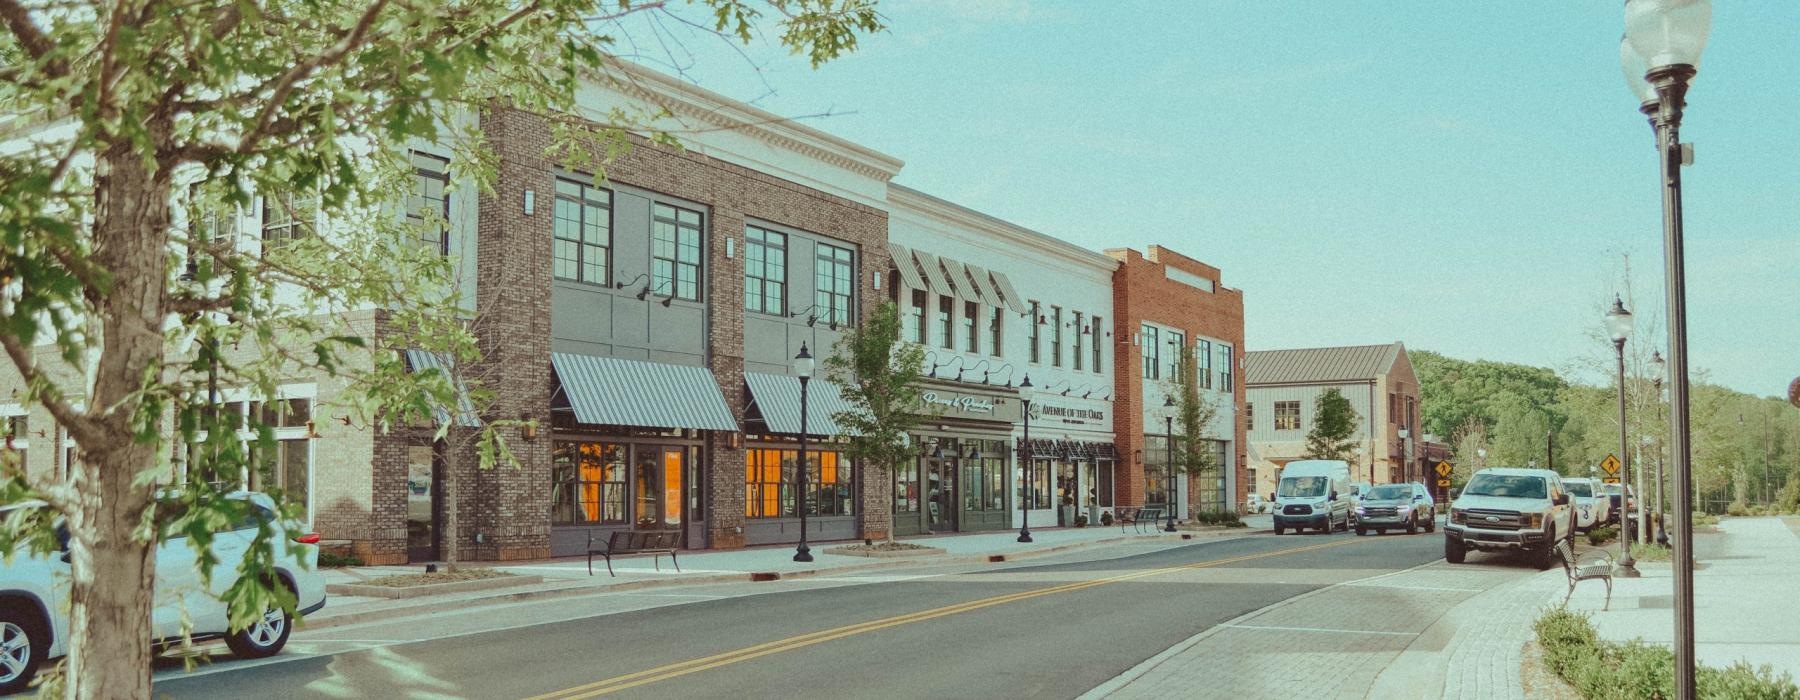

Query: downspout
left=1367, top=380, right=1376, bottom=483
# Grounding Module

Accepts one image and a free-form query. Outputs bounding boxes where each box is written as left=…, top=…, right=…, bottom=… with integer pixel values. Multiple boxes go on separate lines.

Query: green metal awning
left=886, top=242, right=929, bottom=293
left=744, top=372, right=864, bottom=437
left=403, top=349, right=484, bottom=428
left=551, top=353, right=739, bottom=431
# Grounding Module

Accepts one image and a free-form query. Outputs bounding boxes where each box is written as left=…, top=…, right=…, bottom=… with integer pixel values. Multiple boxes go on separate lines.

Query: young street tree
left=1168, top=351, right=1220, bottom=511
left=1302, top=388, right=1359, bottom=462
left=0, top=1, right=883, bottom=696
left=825, top=301, right=926, bottom=544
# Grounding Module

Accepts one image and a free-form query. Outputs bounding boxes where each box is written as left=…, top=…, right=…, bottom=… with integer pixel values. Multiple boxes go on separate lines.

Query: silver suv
left=1445, top=468, right=1576, bottom=569
left=1355, top=482, right=1435, bottom=536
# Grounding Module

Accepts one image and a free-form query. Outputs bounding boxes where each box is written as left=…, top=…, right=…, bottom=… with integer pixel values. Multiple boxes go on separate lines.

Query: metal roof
left=403, top=349, right=484, bottom=428
left=1244, top=343, right=1405, bottom=386
left=743, top=372, right=865, bottom=437
left=550, top=353, right=739, bottom=431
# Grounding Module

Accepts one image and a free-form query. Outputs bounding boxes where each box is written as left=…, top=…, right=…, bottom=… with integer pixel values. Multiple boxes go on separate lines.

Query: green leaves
left=1301, top=388, right=1359, bottom=462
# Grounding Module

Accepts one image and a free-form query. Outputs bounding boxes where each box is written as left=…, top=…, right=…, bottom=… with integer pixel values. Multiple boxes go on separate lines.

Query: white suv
left=0, top=492, right=326, bottom=694
left=1445, top=468, right=1576, bottom=569
left=1562, top=477, right=1611, bottom=532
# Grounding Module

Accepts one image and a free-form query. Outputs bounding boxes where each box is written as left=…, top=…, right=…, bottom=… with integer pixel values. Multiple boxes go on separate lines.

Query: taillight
left=294, top=533, right=321, bottom=545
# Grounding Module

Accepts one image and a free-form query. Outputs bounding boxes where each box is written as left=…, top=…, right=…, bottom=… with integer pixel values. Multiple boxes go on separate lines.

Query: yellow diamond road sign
left=1437, top=478, right=1451, bottom=487
left=1434, top=461, right=1452, bottom=477
left=1600, top=454, right=1621, bottom=475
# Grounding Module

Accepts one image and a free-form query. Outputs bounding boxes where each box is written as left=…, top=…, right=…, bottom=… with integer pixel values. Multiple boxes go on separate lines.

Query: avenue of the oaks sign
left=1031, top=402, right=1106, bottom=427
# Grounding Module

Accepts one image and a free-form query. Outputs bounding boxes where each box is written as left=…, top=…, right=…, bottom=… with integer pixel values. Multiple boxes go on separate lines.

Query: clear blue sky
left=611, top=1, right=1798, bottom=397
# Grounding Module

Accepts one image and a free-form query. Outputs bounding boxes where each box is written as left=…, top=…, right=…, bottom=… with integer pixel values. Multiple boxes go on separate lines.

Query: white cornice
left=591, top=61, right=904, bottom=185
left=888, top=184, right=1117, bottom=274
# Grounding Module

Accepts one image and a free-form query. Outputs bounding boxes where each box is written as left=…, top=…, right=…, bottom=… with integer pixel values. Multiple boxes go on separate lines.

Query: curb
left=301, top=531, right=1255, bottom=632
left=1077, top=558, right=1445, bottom=699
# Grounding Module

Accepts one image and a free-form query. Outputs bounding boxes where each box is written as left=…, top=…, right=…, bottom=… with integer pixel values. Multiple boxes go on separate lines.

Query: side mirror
left=1329, top=491, right=1339, bottom=501
left=1555, top=494, right=1570, bottom=506
left=1413, top=494, right=1425, bottom=501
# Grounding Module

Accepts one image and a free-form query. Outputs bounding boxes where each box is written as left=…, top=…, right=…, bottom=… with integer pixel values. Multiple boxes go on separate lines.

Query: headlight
left=1525, top=513, right=1544, bottom=529
left=1451, top=509, right=1467, bottom=524
left=1356, top=507, right=1367, bottom=515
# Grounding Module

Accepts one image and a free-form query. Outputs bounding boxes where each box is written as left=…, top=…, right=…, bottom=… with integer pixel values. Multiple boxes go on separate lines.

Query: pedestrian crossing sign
left=1600, top=454, right=1621, bottom=475
left=1434, top=461, right=1452, bottom=477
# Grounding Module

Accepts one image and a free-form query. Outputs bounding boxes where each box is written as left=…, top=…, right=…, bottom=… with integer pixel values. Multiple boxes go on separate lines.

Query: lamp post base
left=1017, top=528, right=1033, bottom=543
left=1617, top=558, right=1641, bottom=578
left=1163, top=514, right=1177, bottom=533
left=794, top=544, right=813, bottom=563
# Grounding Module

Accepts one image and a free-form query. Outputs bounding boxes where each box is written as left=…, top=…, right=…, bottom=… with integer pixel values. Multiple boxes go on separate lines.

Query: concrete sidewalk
left=306, top=524, right=1257, bottom=630
left=1573, top=516, right=1800, bottom=681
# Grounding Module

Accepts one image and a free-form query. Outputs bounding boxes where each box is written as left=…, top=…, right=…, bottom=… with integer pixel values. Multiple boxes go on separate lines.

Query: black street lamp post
left=1606, top=296, right=1640, bottom=577
left=1018, top=375, right=1035, bottom=543
left=793, top=343, right=815, bottom=563
left=1651, top=350, right=1669, bottom=546
left=1164, top=395, right=1177, bottom=533
left=1622, top=1, right=1710, bottom=695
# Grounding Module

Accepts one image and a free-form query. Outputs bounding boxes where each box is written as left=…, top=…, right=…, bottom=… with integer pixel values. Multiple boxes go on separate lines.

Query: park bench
left=1117, top=507, right=1164, bottom=534
left=1557, top=540, right=1615, bottom=611
left=587, top=530, right=683, bottom=577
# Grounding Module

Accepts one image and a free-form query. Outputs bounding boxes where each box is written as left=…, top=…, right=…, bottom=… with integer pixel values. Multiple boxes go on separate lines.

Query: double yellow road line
left=527, top=538, right=1358, bottom=699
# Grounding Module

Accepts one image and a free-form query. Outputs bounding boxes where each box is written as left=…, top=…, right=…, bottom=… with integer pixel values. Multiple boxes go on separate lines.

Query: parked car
left=1245, top=493, right=1271, bottom=514
left=1272, top=460, right=1352, bottom=535
left=0, top=492, right=326, bottom=694
left=1562, top=477, right=1611, bottom=532
left=1599, top=482, right=1636, bottom=524
left=1444, top=467, right=1576, bottom=570
left=1355, top=482, right=1436, bottom=535
left=1346, top=480, right=1374, bottom=525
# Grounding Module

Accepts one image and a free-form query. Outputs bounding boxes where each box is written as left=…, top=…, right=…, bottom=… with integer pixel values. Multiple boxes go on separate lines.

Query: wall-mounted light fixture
left=523, top=189, right=536, bottom=216
left=615, top=272, right=648, bottom=291
left=304, top=419, right=322, bottom=439
left=872, top=271, right=882, bottom=291
left=725, top=237, right=736, bottom=259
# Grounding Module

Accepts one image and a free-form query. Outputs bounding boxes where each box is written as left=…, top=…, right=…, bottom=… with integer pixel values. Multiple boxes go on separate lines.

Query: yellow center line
left=525, top=538, right=1361, bottom=700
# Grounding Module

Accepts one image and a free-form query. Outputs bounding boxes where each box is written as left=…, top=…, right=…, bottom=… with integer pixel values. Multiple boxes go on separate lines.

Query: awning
left=550, top=353, right=739, bottom=431
left=910, top=249, right=956, bottom=297
left=886, top=242, right=929, bottom=293
left=743, top=372, right=865, bottom=437
left=938, top=257, right=980, bottom=304
left=986, top=269, right=1030, bottom=315
left=403, top=349, right=483, bottom=428
left=958, top=261, right=1007, bottom=308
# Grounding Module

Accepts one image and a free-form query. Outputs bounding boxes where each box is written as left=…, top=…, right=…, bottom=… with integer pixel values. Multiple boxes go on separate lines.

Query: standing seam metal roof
left=1243, top=343, right=1405, bottom=385
left=550, top=353, right=739, bottom=431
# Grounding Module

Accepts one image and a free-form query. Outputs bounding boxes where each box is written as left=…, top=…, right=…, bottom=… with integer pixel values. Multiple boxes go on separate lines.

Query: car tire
left=1355, top=525, right=1366, bottom=536
left=0, top=606, right=45, bottom=696
left=1405, top=514, right=1418, bottom=535
left=1274, top=523, right=1285, bottom=535
left=225, top=595, right=294, bottom=660
left=1535, top=530, right=1560, bottom=570
left=1445, top=537, right=1466, bottom=564
left=1426, top=514, right=1437, bottom=533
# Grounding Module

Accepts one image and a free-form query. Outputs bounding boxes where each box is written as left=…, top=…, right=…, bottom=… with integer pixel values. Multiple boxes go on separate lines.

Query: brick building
left=1243, top=342, right=1423, bottom=499
left=1106, top=247, right=1248, bottom=519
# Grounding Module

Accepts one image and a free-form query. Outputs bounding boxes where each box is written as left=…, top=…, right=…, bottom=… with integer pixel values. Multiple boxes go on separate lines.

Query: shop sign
left=921, top=391, right=997, bottom=416
left=1031, top=403, right=1106, bottom=426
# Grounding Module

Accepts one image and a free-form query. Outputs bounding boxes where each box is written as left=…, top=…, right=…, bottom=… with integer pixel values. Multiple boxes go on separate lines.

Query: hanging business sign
left=921, top=391, right=997, bottom=416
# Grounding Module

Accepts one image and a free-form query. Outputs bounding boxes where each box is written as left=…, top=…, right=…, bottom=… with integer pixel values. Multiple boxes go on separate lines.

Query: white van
left=1273, top=460, right=1353, bottom=535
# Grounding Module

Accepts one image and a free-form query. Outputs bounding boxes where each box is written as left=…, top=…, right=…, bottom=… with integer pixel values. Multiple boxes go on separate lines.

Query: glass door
left=405, top=445, right=441, bottom=563
left=632, top=446, right=687, bottom=534
left=926, top=457, right=957, bottom=533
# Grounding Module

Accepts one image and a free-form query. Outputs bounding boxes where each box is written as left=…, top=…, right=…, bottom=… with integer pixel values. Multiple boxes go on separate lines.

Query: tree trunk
left=64, top=138, right=175, bottom=698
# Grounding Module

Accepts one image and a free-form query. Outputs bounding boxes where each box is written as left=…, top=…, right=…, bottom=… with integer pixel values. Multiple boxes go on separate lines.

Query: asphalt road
left=153, top=529, right=1455, bottom=699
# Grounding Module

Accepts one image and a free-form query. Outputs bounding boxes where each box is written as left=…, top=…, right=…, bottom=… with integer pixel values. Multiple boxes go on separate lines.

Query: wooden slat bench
left=587, top=530, right=683, bottom=577
left=1557, top=540, right=1614, bottom=611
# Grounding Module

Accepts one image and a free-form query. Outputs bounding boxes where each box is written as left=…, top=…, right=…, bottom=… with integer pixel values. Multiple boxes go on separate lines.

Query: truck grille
left=1363, top=506, right=1398, bottom=518
left=1464, top=509, right=1523, bottom=531
left=1283, top=504, right=1313, bottom=516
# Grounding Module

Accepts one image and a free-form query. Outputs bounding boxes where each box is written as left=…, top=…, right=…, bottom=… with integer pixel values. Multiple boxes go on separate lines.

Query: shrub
left=1728, top=501, right=1750, bottom=517
left=318, top=551, right=365, bottom=568
left=1693, top=512, right=1721, bottom=527
left=1586, top=525, right=1618, bottom=546
left=1100, top=511, right=1114, bottom=526
left=1632, top=543, right=1672, bottom=562
left=1535, top=609, right=1800, bottom=699
left=1073, top=514, right=1089, bottom=528
left=1193, top=509, right=1246, bottom=528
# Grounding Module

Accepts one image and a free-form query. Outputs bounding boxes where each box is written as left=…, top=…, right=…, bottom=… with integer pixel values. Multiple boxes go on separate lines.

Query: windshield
left=1278, top=476, right=1329, bottom=498
left=1565, top=482, right=1594, bottom=497
left=1601, top=484, right=1622, bottom=495
left=1462, top=474, right=1547, bottom=500
left=1366, top=485, right=1411, bottom=500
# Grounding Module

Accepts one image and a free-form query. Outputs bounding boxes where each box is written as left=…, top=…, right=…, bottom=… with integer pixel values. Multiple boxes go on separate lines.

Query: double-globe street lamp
left=1164, top=395, right=1178, bottom=533
left=793, top=343, right=814, bottom=563
left=1621, top=1, right=1710, bottom=696
left=1605, top=297, right=1640, bottom=578
left=1018, top=374, right=1035, bottom=543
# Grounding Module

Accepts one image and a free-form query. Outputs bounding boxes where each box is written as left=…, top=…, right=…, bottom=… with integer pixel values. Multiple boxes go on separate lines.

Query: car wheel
left=0, top=608, right=44, bottom=696
left=1355, top=525, right=1366, bottom=536
left=1535, top=530, right=1559, bottom=570
left=1445, top=537, right=1466, bottom=564
left=1274, top=523, right=1285, bottom=535
left=225, top=599, right=293, bottom=660
left=1426, top=514, right=1437, bottom=533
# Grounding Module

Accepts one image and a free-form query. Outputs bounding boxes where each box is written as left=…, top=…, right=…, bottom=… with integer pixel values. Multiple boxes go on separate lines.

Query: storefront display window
left=551, top=441, right=627, bottom=524
left=745, top=447, right=852, bottom=518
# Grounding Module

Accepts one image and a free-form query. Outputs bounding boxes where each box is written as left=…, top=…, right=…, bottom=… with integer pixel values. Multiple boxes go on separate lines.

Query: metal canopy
left=403, top=349, right=484, bottom=428
left=986, top=269, right=1030, bottom=315
left=743, top=372, right=865, bottom=437
left=958, top=261, right=1008, bottom=308
left=886, top=242, right=929, bottom=293
left=550, top=353, right=739, bottom=431
left=937, top=257, right=981, bottom=304
left=910, top=249, right=956, bottom=297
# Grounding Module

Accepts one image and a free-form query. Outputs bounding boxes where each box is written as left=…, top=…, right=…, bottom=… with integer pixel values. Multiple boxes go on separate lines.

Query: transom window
left=407, top=152, right=451, bottom=255
left=744, top=226, right=787, bottom=315
left=652, top=204, right=703, bottom=301
left=814, top=242, right=854, bottom=326
left=553, top=178, right=611, bottom=285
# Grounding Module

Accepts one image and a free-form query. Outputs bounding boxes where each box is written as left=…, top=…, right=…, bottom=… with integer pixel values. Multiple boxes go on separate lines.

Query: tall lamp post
left=1606, top=296, right=1640, bottom=577
left=1164, top=395, right=1178, bottom=533
left=793, top=343, right=814, bottom=563
left=1398, top=428, right=1411, bottom=483
left=1651, top=351, right=1669, bottom=546
left=1017, top=375, right=1035, bottom=543
left=1622, top=2, right=1710, bottom=694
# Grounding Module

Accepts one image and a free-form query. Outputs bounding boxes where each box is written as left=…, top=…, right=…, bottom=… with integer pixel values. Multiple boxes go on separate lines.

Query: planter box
left=822, top=545, right=948, bottom=558
left=327, top=574, right=543, bottom=600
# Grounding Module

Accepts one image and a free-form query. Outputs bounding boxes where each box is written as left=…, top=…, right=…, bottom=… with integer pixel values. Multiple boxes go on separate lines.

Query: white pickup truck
left=1445, top=468, right=1576, bottom=569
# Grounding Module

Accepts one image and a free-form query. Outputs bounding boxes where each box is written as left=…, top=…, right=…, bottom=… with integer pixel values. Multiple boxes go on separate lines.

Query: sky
left=607, top=1, right=1799, bottom=398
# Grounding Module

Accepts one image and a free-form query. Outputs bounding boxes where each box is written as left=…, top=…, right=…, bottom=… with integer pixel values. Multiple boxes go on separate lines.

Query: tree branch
left=238, top=0, right=393, bottom=154
left=0, top=331, right=104, bottom=448
left=0, top=0, right=56, bottom=69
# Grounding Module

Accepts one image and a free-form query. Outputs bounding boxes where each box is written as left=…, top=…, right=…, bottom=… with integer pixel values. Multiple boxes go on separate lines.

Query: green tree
left=825, top=302, right=927, bottom=543
left=1302, top=388, right=1358, bottom=461
left=1170, top=351, right=1220, bottom=484
left=0, top=1, right=883, bottom=695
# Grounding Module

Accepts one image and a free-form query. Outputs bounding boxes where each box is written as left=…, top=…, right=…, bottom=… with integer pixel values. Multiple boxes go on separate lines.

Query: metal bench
left=587, top=530, right=682, bottom=577
left=1118, top=507, right=1163, bottom=534
left=1557, top=540, right=1614, bottom=611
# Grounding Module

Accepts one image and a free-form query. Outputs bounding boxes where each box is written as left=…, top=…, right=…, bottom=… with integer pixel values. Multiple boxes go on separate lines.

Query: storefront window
left=1097, top=459, right=1115, bottom=507
left=1017, top=458, right=1052, bottom=509
left=745, top=447, right=852, bottom=518
left=894, top=458, right=919, bottom=514
left=1143, top=435, right=1170, bottom=507
left=963, top=459, right=985, bottom=512
left=552, top=441, right=626, bottom=524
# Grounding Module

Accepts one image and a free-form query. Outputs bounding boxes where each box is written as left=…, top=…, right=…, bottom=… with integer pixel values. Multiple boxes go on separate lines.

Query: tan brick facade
left=1107, top=246, right=1249, bottom=513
